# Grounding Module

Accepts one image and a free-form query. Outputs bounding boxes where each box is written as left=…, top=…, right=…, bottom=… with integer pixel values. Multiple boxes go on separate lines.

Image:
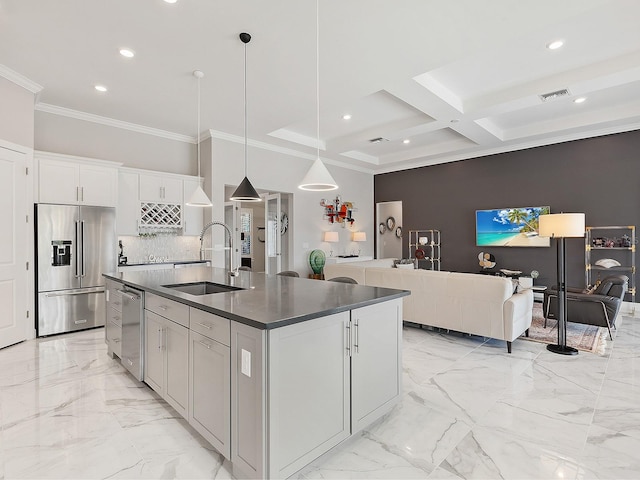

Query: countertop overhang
left=104, top=267, right=409, bottom=330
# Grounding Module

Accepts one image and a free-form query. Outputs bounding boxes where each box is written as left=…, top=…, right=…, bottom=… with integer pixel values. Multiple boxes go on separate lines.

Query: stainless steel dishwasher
left=118, top=286, right=144, bottom=381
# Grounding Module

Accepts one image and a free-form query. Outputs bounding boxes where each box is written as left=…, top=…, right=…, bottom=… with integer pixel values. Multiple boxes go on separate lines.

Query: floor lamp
left=539, top=213, right=586, bottom=355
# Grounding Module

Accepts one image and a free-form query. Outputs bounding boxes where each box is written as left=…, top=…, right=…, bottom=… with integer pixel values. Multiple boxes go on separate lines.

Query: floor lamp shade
left=539, top=213, right=585, bottom=238
left=299, top=158, right=338, bottom=191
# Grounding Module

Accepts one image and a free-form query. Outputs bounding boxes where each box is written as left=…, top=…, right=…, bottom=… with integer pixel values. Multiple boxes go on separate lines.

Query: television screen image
left=476, top=206, right=550, bottom=247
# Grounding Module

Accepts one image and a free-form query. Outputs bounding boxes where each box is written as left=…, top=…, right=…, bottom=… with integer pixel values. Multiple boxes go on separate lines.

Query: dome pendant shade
left=298, top=157, right=338, bottom=191
left=186, top=185, right=212, bottom=206
left=230, top=176, right=261, bottom=202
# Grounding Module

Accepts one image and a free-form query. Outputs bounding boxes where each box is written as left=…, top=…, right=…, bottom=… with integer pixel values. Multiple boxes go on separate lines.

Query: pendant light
left=230, top=32, right=262, bottom=202
left=298, top=0, right=338, bottom=192
left=186, top=70, right=212, bottom=206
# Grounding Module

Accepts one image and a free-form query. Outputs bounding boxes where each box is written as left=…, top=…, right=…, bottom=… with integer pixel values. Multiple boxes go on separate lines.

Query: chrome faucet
left=199, top=221, right=239, bottom=276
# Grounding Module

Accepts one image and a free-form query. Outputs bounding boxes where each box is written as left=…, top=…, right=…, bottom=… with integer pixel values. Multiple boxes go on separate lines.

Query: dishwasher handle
left=116, top=289, right=141, bottom=301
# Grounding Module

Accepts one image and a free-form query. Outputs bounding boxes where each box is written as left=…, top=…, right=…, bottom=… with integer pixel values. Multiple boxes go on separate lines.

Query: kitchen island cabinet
left=104, top=267, right=407, bottom=479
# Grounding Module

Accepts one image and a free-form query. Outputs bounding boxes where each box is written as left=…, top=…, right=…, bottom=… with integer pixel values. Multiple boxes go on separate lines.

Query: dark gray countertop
left=118, top=260, right=209, bottom=267
left=104, top=266, right=408, bottom=330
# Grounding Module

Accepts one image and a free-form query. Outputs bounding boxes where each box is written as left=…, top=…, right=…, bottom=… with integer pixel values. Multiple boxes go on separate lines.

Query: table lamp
left=323, top=231, right=339, bottom=257
left=353, top=231, right=366, bottom=256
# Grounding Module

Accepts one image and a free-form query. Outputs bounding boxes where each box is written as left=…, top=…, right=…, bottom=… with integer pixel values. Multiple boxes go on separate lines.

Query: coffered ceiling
left=1, top=0, right=639, bottom=173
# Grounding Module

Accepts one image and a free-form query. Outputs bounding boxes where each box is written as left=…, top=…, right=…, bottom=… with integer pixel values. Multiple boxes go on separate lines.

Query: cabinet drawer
left=145, top=292, right=189, bottom=327
left=108, top=306, right=122, bottom=327
left=190, top=308, right=230, bottom=346
left=106, top=319, right=122, bottom=358
left=106, top=281, right=123, bottom=312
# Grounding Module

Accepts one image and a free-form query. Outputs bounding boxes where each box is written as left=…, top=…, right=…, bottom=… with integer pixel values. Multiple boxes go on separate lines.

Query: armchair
left=543, top=275, right=628, bottom=340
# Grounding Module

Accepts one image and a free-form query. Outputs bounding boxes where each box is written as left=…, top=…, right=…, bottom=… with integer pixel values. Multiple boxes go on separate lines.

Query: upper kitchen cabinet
left=117, top=170, right=140, bottom=236
left=183, top=178, right=205, bottom=235
left=139, top=172, right=183, bottom=204
left=36, top=152, right=120, bottom=207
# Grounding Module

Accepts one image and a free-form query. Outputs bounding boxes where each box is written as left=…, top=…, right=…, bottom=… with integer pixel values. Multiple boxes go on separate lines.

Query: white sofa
left=325, top=260, right=533, bottom=353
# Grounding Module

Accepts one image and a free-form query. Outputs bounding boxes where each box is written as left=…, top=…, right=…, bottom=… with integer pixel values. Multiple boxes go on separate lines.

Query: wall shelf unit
left=585, top=225, right=635, bottom=302
left=408, top=229, right=441, bottom=270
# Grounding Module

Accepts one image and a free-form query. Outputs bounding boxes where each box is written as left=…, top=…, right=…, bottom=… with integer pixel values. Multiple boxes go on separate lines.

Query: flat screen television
left=476, top=206, right=550, bottom=247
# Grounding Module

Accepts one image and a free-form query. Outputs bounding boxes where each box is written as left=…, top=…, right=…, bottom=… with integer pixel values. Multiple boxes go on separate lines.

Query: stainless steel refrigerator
left=35, top=204, right=116, bottom=336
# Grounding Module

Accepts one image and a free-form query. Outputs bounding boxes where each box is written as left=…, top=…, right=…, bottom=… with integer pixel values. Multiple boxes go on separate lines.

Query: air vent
left=369, top=137, right=389, bottom=143
left=539, top=89, right=570, bottom=102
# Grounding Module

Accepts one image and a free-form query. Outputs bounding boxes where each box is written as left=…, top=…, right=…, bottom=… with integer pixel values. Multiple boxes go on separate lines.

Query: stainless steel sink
left=162, top=281, right=243, bottom=296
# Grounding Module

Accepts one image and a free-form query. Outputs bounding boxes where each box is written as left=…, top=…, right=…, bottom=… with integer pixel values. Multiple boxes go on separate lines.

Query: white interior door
left=0, top=146, right=27, bottom=349
left=265, top=193, right=281, bottom=275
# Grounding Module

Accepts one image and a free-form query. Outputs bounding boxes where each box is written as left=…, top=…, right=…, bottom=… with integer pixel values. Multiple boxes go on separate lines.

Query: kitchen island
left=103, top=267, right=408, bottom=479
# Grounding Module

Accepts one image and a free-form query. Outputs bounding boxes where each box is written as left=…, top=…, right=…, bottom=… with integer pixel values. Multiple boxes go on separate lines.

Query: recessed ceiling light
left=342, top=114, right=352, bottom=120
left=450, top=119, right=459, bottom=123
left=547, top=40, right=564, bottom=50
left=402, top=139, right=410, bottom=144
left=119, top=48, right=135, bottom=58
left=574, top=97, right=586, bottom=104
left=164, top=0, right=177, bottom=3
left=94, top=85, right=107, bottom=92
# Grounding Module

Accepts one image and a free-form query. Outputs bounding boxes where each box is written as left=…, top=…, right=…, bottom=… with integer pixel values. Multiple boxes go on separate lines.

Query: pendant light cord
left=244, top=40, right=248, bottom=177
left=316, top=0, right=320, bottom=161
left=197, top=74, right=201, bottom=178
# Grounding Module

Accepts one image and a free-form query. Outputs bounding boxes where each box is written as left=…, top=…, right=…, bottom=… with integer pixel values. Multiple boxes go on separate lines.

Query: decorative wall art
left=321, top=196, right=356, bottom=227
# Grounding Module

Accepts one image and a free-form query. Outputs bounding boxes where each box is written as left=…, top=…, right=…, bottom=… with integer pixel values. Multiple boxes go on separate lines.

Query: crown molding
left=0, top=64, right=43, bottom=94
left=373, top=122, right=640, bottom=175
left=205, top=129, right=375, bottom=175
left=34, top=150, right=123, bottom=167
left=35, top=103, right=195, bottom=143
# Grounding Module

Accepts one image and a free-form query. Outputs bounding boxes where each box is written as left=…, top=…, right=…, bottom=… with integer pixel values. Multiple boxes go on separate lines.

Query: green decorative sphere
left=309, top=249, right=326, bottom=274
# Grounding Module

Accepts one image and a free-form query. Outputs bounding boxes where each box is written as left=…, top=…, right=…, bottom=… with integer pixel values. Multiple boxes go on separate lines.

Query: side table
left=532, top=285, right=547, bottom=303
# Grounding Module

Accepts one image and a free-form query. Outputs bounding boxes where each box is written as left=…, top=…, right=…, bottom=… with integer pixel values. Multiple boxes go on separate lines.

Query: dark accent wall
left=374, top=129, right=640, bottom=297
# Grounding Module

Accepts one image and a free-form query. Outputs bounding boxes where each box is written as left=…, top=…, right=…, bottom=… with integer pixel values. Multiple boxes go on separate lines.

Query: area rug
left=521, top=303, right=608, bottom=355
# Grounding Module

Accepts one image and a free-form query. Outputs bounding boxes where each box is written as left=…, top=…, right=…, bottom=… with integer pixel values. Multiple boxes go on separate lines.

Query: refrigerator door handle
left=81, top=220, right=86, bottom=277
left=74, top=221, right=80, bottom=278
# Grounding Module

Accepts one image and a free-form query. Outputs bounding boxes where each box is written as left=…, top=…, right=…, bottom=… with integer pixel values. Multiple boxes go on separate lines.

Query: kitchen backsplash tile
left=119, top=235, right=200, bottom=264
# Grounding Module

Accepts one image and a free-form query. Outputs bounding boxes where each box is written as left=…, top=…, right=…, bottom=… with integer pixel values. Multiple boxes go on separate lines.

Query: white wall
left=35, top=111, right=194, bottom=175
left=207, top=137, right=374, bottom=275
left=0, top=76, right=34, bottom=148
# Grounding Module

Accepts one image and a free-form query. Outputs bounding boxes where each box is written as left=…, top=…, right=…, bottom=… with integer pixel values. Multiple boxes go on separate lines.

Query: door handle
left=74, top=319, right=88, bottom=325
left=44, top=289, right=104, bottom=297
left=345, top=323, right=351, bottom=357
left=198, top=340, right=212, bottom=349
left=81, top=221, right=86, bottom=277
left=74, top=221, right=80, bottom=278
left=196, top=322, right=212, bottom=330
left=116, top=289, right=140, bottom=301
left=158, top=328, right=162, bottom=351
left=353, top=319, right=359, bottom=354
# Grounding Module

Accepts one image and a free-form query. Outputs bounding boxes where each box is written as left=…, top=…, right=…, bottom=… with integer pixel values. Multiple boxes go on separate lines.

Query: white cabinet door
left=139, top=174, right=164, bottom=203
left=162, top=176, right=183, bottom=204
left=117, top=171, right=139, bottom=235
left=266, top=312, right=351, bottom=479
left=139, top=173, right=183, bottom=204
left=38, top=158, right=79, bottom=204
left=350, top=299, right=402, bottom=433
left=38, top=158, right=117, bottom=206
left=78, top=164, right=117, bottom=206
left=183, top=178, right=204, bottom=235
left=189, top=330, right=231, bottom=458
left=164, top=318, right=189, bottom=418
left=144, top=310, right=165, bottom=395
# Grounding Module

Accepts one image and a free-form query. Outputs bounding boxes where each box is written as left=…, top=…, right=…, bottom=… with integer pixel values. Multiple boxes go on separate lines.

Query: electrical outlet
left=241, top=348, right=251, bottom=377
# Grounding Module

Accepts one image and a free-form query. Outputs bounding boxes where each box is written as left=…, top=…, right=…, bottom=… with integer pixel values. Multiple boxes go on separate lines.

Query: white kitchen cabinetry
left=189, top=308, right=231, bottom=459
left=233, top=298, right=403, bottom=480
left=37, top=153, right=119, bottom=206
left=183, top=178, right=205, bottom=235
left=139, top=173, right=183, bottom=204
left=117, top=171, right=139, bottom=235
left=144, top=293, right=190, bottom=418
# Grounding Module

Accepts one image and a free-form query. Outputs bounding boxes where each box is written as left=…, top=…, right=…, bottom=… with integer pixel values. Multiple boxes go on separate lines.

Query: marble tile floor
left=0, top=315, right=639, bottom=479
